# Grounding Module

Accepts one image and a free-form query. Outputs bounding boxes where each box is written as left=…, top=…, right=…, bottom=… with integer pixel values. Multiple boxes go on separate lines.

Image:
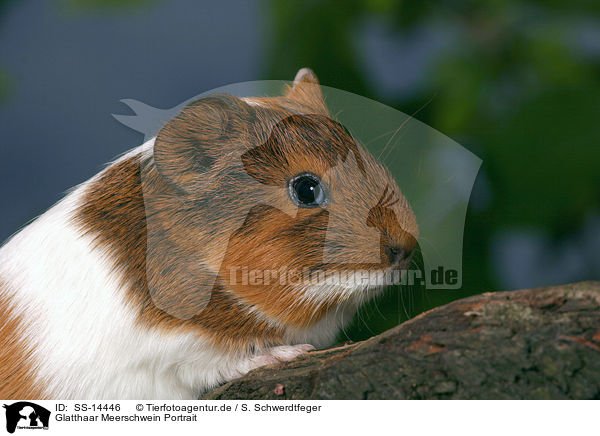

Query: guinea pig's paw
left=267, top=344, right=316, bottom=361
left=248, top=344, right=315, bottom=370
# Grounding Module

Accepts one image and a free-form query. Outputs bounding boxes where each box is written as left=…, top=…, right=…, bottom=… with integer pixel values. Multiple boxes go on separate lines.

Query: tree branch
left=202, top=281, right=600, bottom=399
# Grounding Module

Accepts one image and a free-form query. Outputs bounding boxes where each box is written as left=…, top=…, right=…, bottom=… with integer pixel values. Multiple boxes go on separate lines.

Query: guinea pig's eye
left=288, top=173, right=328, bottom=208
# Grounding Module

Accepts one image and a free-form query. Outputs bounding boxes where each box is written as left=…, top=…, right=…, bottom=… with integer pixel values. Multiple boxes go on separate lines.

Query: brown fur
left=0, top=284, right=47, bottom=399
left=75, top=158, right=286, bottom=351
left=74, top=69, right=418, bottom=351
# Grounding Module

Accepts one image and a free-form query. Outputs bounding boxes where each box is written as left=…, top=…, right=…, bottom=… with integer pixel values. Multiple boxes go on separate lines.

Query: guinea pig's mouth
left=291, top=265, right=414, bottom=305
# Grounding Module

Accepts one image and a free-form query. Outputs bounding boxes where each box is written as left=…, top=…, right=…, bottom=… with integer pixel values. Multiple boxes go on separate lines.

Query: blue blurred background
left=1, top=0, right=599, bottom=339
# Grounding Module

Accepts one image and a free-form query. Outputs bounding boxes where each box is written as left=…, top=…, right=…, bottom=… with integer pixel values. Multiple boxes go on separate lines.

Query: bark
left=202, top=281, right=600, bottom=400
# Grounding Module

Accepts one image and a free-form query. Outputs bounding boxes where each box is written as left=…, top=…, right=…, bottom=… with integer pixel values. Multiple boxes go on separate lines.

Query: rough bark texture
left=202, top=281, right=600, bottom=399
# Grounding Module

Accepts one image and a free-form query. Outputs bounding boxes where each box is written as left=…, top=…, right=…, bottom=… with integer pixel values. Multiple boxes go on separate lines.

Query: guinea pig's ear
left=153, top=94, right=254, bottom=193
left=285, top=67, right=329, bottom=115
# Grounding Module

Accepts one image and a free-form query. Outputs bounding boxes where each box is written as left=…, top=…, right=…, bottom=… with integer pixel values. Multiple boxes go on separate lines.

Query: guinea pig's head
left=148, top=68, right=418, bottom=329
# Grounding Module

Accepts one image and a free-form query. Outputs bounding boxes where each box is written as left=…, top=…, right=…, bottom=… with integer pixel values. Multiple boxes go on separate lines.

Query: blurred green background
left=0, top=0, right=598, bottom=341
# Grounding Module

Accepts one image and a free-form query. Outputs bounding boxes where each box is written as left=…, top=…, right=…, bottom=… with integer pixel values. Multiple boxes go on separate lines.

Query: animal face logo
left=3, top=402, right=50, bottom=434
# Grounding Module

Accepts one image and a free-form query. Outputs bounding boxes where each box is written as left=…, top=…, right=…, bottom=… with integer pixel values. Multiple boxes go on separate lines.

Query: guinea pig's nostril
left=384, top=244, right=411, bottom=265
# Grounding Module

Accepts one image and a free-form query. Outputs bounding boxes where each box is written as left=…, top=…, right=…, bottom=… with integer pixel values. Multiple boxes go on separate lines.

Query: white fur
left=0, top=140, right=342, bottom=399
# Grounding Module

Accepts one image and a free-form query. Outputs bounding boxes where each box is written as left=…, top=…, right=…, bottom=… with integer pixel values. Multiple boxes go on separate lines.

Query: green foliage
left=267, top=0, right=369, bottom=94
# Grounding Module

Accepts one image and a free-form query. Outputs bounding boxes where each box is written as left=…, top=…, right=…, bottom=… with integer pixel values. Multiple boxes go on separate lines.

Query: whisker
left=381, top=93, right=437, bottom=162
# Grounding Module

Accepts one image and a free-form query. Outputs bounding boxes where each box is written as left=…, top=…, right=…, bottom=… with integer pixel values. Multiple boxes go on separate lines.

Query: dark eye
left=288, top=173, right=327, bottom=208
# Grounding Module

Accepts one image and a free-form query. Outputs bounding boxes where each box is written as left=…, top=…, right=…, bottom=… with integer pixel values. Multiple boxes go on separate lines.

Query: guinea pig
left=0, top=68, right=418, bottom=399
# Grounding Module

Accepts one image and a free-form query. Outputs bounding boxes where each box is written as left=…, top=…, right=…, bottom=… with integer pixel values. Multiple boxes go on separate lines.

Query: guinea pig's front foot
left=246, top=344, right=315, bottom=372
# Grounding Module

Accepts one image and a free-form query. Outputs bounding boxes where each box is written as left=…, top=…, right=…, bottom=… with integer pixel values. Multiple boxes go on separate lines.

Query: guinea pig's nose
left=384, top=244, right=412, bottom=266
